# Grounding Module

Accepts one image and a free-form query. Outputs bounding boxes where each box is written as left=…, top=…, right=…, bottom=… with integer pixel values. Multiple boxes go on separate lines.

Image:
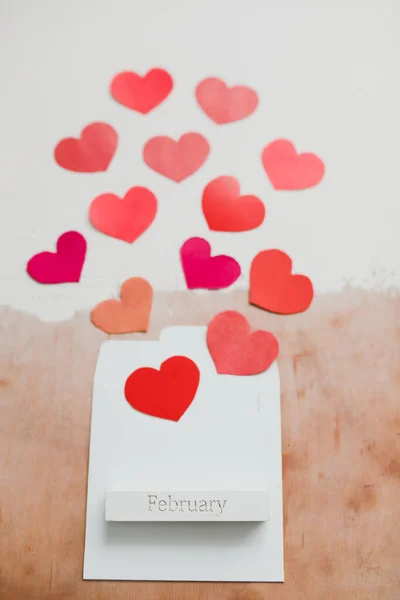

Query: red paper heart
left=202, top=176, right=265, bottom=232
left=89, top=186, right=157, bottom=243
left=250, top=249, right=313, bottom=314
left=143, top=133, right=210, bottom=182
left=262, top=139, right=324, bottom=190
left=195, top=77, right=258, bottom=124
left=26, top=231, right=87, bottom=284
left=54, top=122, right=118, bottom=173
left=110, top=68, right=173, bottom=114
left=207, top=311, right=279, bottom=375
left=124, top=356, right=200, bottom=421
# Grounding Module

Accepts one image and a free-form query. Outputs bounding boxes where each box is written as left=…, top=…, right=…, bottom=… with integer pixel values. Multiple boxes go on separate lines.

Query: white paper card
left=83, top=326, right=284, bottom=582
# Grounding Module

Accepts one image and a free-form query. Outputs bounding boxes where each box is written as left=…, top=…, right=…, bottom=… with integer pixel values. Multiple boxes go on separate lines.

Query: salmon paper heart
left=124, top=356, right=200, bottom=421
left=262, top=139, right=325, bottom=190
left=89, top=186, right=157, bottom=243
left=196, top=77, right=258, bottom=124
left=143, top=133, right=210, bottom=182
left=110, top=68, right=173, bottom=114
left=91, top=277, right=153, bottom=334
left=54, top=122, right=118, bottom=173
left=250, top=249, right=314, bottom=314
left=202, top=176, right=265, bottom=232
left=207, top=311, right=279, bottom=376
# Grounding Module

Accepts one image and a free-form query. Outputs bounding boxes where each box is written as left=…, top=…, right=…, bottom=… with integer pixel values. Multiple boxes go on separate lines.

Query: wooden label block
left=105, top=490, right=269, bottom=522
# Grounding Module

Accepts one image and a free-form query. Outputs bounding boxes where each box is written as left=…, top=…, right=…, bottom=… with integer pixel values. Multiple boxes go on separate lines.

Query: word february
left=148, top=494, right=227, bottom=517
left=105, top=489, right=269, bottom=521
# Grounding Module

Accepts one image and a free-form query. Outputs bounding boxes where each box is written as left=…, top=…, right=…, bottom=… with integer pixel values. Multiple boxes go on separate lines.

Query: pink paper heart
left=262, top=139, right=325, bottom=190
left=180, top=237, right=241, bottom=290
left=27, top=231, right=87, bottom=284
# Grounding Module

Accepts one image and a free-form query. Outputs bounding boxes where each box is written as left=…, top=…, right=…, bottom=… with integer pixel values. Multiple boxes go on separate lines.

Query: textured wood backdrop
left=1, top=290, right=399, bottom=599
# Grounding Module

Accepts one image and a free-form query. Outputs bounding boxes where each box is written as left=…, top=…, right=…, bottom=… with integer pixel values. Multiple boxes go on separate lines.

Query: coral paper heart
left=207, top=311, right=279, bottom=375
left=91, top=277, right=152, bottom=334
left=110, top=68, right=173, bottom=114
left=54, top=122, right=118, bottom=173
left=124, top=356, right=200, bottom=421
left=180, top=237, right=241, bottom=290
left=196, top=77, right=258, bottom=124
left=262, top=139, right=325, bottom=190
left=143, top=133, right=210, bottom=182
left=27, top=231, right=86, bottom=284
left=250, top=249, right=314, bottom=314
left=89, top=187, right=157, bottom=243
left=202, top=176, right=265, bottom=232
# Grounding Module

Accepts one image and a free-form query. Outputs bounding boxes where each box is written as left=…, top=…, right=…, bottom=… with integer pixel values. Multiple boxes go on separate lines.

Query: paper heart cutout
left=89, top=187, right=157, bottom=243
left=250, top=249, right=314, bottom=314
left=262, top=139, right=325, bottom=190
left=27, top=231, right=87, bottom=284
left=207, top=311, right=279, bottom=375
left=110, top=68, right=173, bottom=114
left=91, top=277, right=152, bottom=334
left=202, top=176, right=265, bottom=232
left=124, top=356, right=200, bottom=421
left=180, top=237, right=241, bottom=290
left=143, top=133, right=210, bottom=182
left=54, top=122, right=118, bottom=173
left=195, top=77, right=258, bottom=124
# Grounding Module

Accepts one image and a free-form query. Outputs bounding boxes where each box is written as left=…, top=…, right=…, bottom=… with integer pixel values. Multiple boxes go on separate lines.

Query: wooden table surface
left=1, top=290, right=399, bottom=599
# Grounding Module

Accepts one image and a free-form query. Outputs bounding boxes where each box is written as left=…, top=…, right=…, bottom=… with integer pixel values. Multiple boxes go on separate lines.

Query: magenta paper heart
left=27, top=231, right=87, bottom=284
left=180, top=237, right=241, bottom=290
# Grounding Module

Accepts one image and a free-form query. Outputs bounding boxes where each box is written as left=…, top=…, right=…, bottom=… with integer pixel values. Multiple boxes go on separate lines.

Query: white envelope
left=83, top=326, right=284, bottom=581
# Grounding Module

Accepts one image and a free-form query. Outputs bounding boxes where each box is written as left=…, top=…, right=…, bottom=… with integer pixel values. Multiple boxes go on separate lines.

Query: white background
left=1, top=0, right=400, bottom=320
